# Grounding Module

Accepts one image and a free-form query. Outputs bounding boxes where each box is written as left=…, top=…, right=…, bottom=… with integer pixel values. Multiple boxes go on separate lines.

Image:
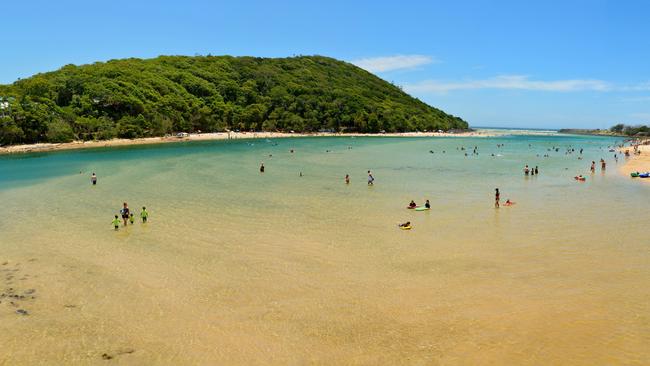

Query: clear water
left=1, top=133, right=649, bottom=365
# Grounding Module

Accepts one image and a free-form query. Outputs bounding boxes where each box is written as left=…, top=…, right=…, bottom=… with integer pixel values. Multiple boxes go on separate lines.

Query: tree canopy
left=0, top=55, right=468, bottom=145
left=610, top=123, right=650, bottom=136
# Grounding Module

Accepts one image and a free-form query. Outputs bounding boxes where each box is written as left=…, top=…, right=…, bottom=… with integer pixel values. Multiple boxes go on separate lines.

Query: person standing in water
left=260, top=163, right=265, bottom=173
left=141, top=207, right=149, bottom=223
left=367, top=170, right=374, bottom=185
left=524, top=165, right=530, bottom=176
left=590, top=161, right=596, bottom=172
left=601, top=158, right=606, bottom=170
left=495, top=188, right=500, bottom=208
left=534, top=166, right=539, bottom=175
left=345, top=174, right=350, bottom=184
left=91, top=172, right=97, bottom=185
left=424, top=199, right=431, bottom=209
left=112, top=215, right=120, bottom=231
left=120, top=202, right=130, bottom=226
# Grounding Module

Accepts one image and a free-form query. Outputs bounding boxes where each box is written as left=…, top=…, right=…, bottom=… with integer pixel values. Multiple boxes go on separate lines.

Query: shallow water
left=1, top=133, right=649, bottom=365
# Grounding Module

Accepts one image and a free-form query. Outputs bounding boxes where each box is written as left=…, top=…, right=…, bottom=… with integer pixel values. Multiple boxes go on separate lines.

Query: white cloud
left=351, top=55, right=437, bottom=73
left=404, top=75, right=611, bottom=93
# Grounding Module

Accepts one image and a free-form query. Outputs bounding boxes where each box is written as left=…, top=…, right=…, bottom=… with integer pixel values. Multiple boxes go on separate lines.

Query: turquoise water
left=1, top=133, right=650, bottom=365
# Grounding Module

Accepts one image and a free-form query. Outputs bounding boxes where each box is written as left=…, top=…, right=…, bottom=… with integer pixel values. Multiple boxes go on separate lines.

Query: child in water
left=425, top=199, right=431, bottom=209
left=112, top=215, right=120, bottom=230
left=141, top=207, right=149, bottom=223
left=129, top=213, right=135, bottom=225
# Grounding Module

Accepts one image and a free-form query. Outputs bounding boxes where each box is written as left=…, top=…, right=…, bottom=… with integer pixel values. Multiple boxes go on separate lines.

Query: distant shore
left=0, top=130, right=491, bottom=155
left=620, top=139, right=650, bottom=181
left=558, top=128, right=626, bottom=137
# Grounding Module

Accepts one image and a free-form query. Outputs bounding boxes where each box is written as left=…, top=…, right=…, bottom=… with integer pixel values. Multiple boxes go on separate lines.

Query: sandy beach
left=0, top=130, right=493, bottom=155
left=620, top=140, right=650, bottom=181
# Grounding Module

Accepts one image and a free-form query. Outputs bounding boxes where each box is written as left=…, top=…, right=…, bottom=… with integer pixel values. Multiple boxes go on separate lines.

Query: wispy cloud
left=404, top=75, right=611, bottom=93
left=351, top=55, right=437, bottom=73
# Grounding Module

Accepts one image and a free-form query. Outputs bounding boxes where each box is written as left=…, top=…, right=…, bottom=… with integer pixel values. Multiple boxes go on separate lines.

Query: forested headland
left=0, top=55, right=468, bottom=145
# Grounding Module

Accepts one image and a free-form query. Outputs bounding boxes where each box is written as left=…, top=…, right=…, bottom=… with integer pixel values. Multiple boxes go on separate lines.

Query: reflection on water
left=1, top=135, right=649, bottom=364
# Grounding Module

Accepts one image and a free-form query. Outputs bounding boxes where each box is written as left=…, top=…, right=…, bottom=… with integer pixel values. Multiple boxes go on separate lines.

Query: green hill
left=0, top=55, right=468, bottom=145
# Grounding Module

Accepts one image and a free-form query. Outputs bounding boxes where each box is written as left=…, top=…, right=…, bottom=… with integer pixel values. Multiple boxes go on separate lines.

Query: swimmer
left=112, top=215, right=120, bottom=231
left=141, top=207, right=148, bottom=223
left=345, top=174, right=350, bottom=184
left=91, top=172, right=97, bottom=185
left=398, top=221, right=411, bottom=228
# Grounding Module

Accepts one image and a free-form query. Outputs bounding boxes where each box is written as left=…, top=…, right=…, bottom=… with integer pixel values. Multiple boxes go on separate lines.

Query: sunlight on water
left=1, top=134, right=649, bottom=365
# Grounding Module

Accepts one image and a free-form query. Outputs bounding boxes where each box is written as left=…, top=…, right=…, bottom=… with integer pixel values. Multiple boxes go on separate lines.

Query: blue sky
left=1, top=0, right=649, bottom=128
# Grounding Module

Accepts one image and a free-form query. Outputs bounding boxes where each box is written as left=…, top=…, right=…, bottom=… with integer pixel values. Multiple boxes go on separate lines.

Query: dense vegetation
left=610, top=123, right=650, bottom=137
left=0, top=55, right=468, bottom=145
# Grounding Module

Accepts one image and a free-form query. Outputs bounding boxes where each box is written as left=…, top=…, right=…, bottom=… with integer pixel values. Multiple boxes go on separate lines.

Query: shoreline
left=620, top=140, right=650, bottom=181
left=0, top=130, right=491, bottom=155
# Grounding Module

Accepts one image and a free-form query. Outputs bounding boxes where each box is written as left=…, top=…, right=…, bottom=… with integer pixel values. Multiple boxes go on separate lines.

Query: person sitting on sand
left=91, top=172, right=97, bottom=185
left=425, top=200, right=431, bottom=209
left=141, top=207, right=148, bottom=223
left=408, top=200, right=417, bottom=209
left=112, top=215, right=120, bottom=231
left=120, top=202, right=130, bottom=226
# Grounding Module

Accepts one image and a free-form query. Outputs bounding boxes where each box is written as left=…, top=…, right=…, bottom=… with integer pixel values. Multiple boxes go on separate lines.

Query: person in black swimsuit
left=120, top=202, right=130, bottom=226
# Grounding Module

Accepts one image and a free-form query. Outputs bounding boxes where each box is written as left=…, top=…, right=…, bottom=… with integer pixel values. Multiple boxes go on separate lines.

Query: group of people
left=407, top=200, right=431, bottom=209
left=523, top=165, right=539, bottom=176
left=112, top=202, right=149, bottom=230
left=494, top=188, right=515, bottom=208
